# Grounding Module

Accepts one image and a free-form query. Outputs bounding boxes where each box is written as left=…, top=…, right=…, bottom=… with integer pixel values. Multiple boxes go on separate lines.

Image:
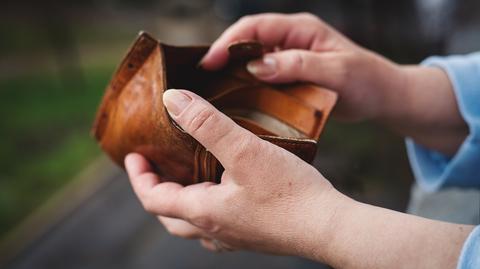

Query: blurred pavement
left=5, top=162, right=326, bottom=269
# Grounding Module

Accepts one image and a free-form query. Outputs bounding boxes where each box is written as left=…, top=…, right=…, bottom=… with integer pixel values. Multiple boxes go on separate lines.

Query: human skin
left=125, top=13, right=473, bottom=269
left=200, top=13, right=468, bottom=155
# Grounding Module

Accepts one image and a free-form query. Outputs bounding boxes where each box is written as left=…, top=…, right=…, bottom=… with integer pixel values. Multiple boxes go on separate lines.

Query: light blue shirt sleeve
left=406, top=52, right=480, bottom=191
left=457, top=226, right=480, bottom=269
left=405, top=52, right=480, bottom=269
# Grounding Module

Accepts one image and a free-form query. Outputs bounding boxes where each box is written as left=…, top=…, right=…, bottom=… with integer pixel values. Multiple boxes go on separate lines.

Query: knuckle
left=238, top=13, right=281, bottom=28
left=142, top=195, right=157, bottom=213
left=238, top=14, right=257, bottom=24
left=294, top=12, right=318, bottom=22
left=181, top=232, right=200, bottom=240
left=183, top=197, right=211, bottom=228
left=159, top=218, right=199, bottom=239
left=289, top=50, right=307, bottom=74
left=165, top=226, right=187, bottom=238
left=162, top=221, right=174, bottom=233
left=331, top=53, right=352, bottom=89
left=186, top=106, right=216, bottom=135
left=261, top=12, right=282, bottom=21
left=172, top=231, right=191, bottom=239
left=188, top=203, right=209, bottom=221
left=229, top=135, right=261, bottom=166
left=184, top=202, right=213, bottom=229
left=189, top=214, right=215, bottom=232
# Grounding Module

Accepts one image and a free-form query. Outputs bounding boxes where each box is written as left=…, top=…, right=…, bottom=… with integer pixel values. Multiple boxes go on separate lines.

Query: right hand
left=126, top=92, right=473, bottom=269
left=125, top=89, right=345, bottom=257
left=158, top=216, right=225, bottom=252
left=201, top=12, right=468, bottom=155
left=201, top=12, right=407, bottom=122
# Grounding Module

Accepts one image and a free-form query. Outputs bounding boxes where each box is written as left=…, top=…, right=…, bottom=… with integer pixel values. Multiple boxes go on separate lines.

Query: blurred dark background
left=0, top=0, right=479, bottom=268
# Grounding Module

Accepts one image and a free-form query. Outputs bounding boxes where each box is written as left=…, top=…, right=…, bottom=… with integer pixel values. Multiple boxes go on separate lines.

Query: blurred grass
left=0, top=65, right=114, bottom=239
left=0, top=12, right=145, bottom=241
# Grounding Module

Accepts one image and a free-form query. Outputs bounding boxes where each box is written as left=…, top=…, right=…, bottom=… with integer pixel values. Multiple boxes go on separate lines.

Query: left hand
left=201, top=13, right=467, bottom=155
left=125, top=89, right=346, bottom=256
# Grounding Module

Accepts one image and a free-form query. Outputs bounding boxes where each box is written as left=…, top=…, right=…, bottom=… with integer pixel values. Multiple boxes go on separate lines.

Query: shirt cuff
left=457, top=225, right=480, bottom=269
left=406, top=52, right=480, bottom=192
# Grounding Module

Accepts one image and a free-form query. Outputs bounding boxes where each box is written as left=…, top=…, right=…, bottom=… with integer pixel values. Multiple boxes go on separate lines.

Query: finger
left=199, top=238, right=235, bottom=252
left=125, top=152, right=155, bottom=178
left=201, top=13, right=333, bottom=70
left=163, top=89, right=264, bottom=170
left=126, top=153, right=215, bottom=219
left=125, top=153, right=161, bottom=197
left=246, top=49, right=348, bottom=90
left=146, top=180, right=215, bottom=220
left=200, top=238, right=219, bottom=252
left=159, top=216, right=206, bottom=239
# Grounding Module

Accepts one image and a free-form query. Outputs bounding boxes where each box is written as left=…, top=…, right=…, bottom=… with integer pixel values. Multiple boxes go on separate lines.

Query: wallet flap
left=92, top=32, right=159, bottom=141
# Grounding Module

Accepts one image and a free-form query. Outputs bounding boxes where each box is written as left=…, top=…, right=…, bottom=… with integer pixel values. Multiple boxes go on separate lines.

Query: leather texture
left=92, top=32, right=337, bottom=185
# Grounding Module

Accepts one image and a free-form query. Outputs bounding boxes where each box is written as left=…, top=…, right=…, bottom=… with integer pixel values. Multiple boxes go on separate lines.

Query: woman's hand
left=201, top=13, right=468, bottom=155
left=125, top=89, right=346, bottom=257
left=201, top=12, right=404, bottom=122
left=125, top=89, right=473, bottom=269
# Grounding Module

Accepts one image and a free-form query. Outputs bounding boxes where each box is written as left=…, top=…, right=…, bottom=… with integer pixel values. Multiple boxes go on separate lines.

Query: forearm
left=321, top=48, right=468, bottom=155
left=375, top=63, right=468, bottom=155
left=305, top=194, right=473, bottom=268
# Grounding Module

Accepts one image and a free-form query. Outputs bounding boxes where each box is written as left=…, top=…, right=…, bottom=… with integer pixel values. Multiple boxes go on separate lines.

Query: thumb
left=246, top=49, right=346, bottom=90
left=163, top=89, right=263, bottom=169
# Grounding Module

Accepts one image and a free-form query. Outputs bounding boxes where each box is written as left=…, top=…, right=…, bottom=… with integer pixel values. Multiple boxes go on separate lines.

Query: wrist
left=376, top=65, right=424, bottom=124
left=379, top=65, right=467, bottom=154
left=366, top=53, right=411, bottom=123
left=298, top=186, right=357, bottom=263
left=344, top=49, right=408, bottom=123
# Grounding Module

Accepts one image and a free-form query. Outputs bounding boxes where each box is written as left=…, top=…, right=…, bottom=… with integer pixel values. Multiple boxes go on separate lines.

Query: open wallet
left=92, top=32, right=337, bottom=185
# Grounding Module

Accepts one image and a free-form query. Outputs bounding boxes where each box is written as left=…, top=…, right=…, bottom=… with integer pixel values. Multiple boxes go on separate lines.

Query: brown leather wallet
left=92, top=32, right=337, bottom=185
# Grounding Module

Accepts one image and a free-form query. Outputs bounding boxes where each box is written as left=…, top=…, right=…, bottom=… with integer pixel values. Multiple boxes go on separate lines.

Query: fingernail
left=163, top=89, right=192, bottom=116
left=247, top=56, right=277, bottom=77
left=197, top=55, right=207, bottom=69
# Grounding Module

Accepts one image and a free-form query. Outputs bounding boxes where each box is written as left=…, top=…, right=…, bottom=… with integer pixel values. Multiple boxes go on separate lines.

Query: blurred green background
left=0, top=0, right=479, bottom=263
left=0, top=31, right=106, bottom=238
left=0, top=2, right=144, bottom=238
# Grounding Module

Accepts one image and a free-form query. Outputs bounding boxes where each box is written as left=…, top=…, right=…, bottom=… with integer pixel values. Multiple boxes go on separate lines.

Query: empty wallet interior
left=162, top=44, right=326, bottom=140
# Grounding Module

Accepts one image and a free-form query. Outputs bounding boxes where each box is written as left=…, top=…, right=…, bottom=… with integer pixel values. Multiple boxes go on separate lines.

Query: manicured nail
left=163, top=89, right=192, bottom=116
left=197, top=55, right=207, bottom=69
left=247, top=56, right=277, bottom=77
